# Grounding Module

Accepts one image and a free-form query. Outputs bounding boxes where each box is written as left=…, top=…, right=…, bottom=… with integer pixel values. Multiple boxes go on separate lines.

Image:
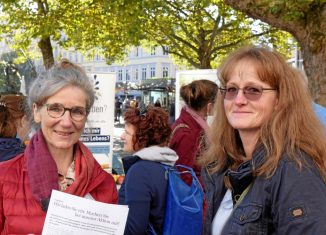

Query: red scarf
left=26, top=129, right=95, bottom=210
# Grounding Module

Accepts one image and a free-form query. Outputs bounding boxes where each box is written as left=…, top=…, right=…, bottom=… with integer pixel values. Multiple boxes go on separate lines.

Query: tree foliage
left=0, top=51, right=37, bottom=94
left=111, top=0, right=294, bottom=69
left=224, top=0, right=326, bottom=105
left=0, top=0, right=295, bottom=73
left=0, top=0, right=142, bottom=69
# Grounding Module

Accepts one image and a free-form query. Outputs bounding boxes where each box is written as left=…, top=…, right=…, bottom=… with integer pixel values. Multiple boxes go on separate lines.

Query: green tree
left=0, top=51, right=37, bottom=94
left=0, top=0, right=140, bottom=69
left=224, top=0, right=326, bottom=105
left=0, top=0, right=295, bottom=75
left=134, top=0, right=295, bottom=69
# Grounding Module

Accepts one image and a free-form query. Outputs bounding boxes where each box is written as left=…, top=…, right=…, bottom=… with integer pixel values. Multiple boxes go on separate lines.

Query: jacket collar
left=0, top=137, right=25, bottom=162
left=225, top=144, right=266, bottom=196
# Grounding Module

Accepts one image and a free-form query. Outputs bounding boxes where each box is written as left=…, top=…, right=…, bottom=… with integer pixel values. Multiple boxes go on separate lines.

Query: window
left=163, top=66, right=169, bottom=78
left=126, top=69, right=130, bottom=81
left=135, top=68, right=139, bottom=80
left=163, top=46, right=169, bottom=55
left=118, top=70, right=123, bottom=81
left=151, top=47, right=156, bottom=55
left=142, top=68, right=147, bottom=80
left=135, top=47, right=139, bottom=57
left=150, top=67, right=156, bottom=78
left=95, top=54, right=101, bottom=61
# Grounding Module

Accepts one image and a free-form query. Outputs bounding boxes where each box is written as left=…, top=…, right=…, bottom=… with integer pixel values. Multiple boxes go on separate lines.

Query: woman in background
left=119, top=106, right=178, bottom=234
left=0, top=60, right=118, bottom=234
left=169, top=79, right=218, bottom=184
left=0, top=94, right=30, bottom=162
left=201, top=46, right=326, bottom=234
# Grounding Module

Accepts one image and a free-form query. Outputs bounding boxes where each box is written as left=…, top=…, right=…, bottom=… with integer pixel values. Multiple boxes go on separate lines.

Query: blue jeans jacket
left=202, top=146, right=326, bottom=235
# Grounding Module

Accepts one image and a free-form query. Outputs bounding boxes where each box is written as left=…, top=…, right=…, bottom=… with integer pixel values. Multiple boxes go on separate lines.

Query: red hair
left=124, top=106, right=171, bottom=151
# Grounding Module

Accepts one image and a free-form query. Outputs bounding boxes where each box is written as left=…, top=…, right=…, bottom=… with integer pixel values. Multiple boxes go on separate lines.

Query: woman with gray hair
left=0, top=59, right=118, bottom=234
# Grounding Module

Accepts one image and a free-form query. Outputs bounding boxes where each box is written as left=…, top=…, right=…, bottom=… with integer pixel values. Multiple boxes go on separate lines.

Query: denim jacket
left=202, top=146, right=326, bottom=235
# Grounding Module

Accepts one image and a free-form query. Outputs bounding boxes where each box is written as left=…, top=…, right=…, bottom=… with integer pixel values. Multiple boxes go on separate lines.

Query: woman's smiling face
left=33, top=85, right=88, bottom=153
left=223, top=59, right=278, bottom=136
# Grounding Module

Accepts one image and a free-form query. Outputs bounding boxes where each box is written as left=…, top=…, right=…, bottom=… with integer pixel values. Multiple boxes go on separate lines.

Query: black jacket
left=202, top=146, right=326, bottom=235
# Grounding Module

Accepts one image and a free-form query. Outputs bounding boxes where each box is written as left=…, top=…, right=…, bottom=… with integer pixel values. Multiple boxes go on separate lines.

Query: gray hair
left=28, top=59, right=95, bottom=112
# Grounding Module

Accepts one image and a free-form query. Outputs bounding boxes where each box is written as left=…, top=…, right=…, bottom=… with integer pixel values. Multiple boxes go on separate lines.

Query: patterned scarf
left=26, top=129, right=95, bottom=211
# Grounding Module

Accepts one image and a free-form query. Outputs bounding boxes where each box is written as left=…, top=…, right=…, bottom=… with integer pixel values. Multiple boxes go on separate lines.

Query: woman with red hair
left=119, top=106, right=179, bottom=235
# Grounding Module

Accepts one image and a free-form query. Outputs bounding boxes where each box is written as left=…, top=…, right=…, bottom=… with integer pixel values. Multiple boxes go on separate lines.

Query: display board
left=175, top=69, right=219, bottom=119
left=80, top=73, right=116, bottom=173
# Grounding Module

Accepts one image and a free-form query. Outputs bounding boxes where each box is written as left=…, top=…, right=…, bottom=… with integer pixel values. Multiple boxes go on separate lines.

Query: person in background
left=114, top=97, right=122, bottom=123
left=0, top=94, right=30, bottom=162
left=154, top=98, right=161, bottom=107
left=169, top=79, right=218, bottom=184
left=130, top=99, right=138, bottom=108
left=296, top=68, right=326, bottom=127
left=0, top=59, right=118, bottom=234
left=119, top=106, right=178, bottom=235
left=201, top=46, right=326, bottom=235
left=169, top=100, right=175, bottom=124
left=313, top=102, right=326, bottom=126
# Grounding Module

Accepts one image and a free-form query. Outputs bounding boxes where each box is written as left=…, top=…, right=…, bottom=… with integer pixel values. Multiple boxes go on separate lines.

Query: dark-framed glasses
left=44, top=103, right=88, bottom=121
left=220, top=85, right=277, bottom=101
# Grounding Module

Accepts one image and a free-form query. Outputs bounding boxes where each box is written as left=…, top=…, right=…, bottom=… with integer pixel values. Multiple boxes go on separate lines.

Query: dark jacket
left=0, top=137, right=24, bottom=162
left=169, top=108, right=204, bottom=183
left=119, top=146, right=178, bottom=235
left=202, top=146, right=326, bottom=235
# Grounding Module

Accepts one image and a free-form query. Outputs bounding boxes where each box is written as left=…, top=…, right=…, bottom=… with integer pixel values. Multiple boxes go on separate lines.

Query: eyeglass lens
left=221, top=86, right=275, bottom=101
left=46, top=103, right=87, bottom=121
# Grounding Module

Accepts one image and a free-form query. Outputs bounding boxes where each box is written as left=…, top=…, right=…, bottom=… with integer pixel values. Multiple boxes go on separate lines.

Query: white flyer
left=42, top=190, right=128, bottom=235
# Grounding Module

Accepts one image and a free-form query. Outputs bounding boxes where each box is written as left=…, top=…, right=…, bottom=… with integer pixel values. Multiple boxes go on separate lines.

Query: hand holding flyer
left=42, top=190, right=129, bottom=235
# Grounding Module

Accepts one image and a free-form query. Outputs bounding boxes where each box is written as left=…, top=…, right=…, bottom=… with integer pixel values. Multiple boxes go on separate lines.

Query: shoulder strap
left=234, top=183, right=252, bottom=209
left=169, top=123, right=189, bottom=146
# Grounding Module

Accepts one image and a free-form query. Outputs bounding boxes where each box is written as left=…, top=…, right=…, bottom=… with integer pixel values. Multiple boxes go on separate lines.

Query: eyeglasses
left=220, top=85, right=277, bottom=101
left=44, top=103, right=88, bottom=121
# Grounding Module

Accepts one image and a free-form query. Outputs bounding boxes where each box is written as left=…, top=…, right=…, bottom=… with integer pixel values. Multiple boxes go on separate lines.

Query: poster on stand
left=80, top=73, right=116, bottom=173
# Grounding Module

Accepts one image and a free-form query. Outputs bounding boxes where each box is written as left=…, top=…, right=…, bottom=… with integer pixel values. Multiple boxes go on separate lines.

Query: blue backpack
left=148, top=164, right=204, bottom=235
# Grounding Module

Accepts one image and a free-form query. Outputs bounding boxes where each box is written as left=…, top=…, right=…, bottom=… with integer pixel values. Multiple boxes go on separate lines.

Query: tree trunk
left=300, top=44, right=326, bottom=106
left=223, top=0, right=326, bottom=106
left=38, top=36, right=54, bottom=70
left=199, top=56, right=212, bottom=69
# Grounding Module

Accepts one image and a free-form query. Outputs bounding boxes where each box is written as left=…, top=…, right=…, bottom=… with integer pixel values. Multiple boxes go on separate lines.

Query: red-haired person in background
left=0, top=60, right=118, bottom=234
left=169, top=79, right=218, bottom=184
left=119, top=106, right=178, bottom=234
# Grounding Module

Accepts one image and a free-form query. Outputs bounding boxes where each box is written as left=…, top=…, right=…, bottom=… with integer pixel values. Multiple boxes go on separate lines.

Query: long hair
left=202, top=46, right=326, bottom=181
left=180, top=79, right=218, bottom=111
left=124, top=106, right=171, bottom=151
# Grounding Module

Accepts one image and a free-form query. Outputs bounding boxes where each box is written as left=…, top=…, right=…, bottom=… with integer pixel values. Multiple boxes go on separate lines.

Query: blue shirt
left=313, top=103, right=326, bottom=127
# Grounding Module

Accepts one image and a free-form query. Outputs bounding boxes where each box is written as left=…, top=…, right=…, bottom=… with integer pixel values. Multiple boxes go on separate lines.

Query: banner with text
left=81, top=73, right=116, bottom=173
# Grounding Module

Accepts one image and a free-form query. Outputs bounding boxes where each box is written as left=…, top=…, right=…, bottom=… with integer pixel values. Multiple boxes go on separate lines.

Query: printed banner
left=81, top=73, right=116, bottom=172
